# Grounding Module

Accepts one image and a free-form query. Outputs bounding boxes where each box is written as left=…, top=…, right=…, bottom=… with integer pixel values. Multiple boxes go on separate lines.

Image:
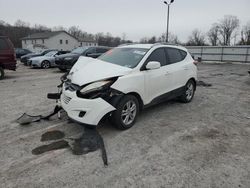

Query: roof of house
left=21, top=31, right=77, bottom=40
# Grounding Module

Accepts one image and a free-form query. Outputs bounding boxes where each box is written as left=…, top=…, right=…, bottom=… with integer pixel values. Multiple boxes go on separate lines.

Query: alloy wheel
left=121, top=100, right=137, bottom=126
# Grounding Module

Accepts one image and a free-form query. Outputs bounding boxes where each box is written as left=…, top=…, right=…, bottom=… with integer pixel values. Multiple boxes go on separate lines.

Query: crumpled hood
left=69, top=56, right=132, bottom=86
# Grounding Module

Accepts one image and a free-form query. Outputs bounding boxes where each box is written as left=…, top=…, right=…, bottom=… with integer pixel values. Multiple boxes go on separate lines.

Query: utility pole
left=164, top=0, right=174, bottom=43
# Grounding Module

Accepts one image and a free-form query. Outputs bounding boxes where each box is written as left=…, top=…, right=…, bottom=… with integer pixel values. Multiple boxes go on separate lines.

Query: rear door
left=164, top=48, right=188, bottom=90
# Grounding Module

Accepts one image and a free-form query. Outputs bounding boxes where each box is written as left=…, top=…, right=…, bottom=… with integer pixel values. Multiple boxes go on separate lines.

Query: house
left=21, top=31, right=97, bottom=52
left=78, top=37, right=98, bottom=47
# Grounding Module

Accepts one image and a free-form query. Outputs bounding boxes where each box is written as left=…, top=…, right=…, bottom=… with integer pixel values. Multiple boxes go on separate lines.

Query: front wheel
left=0, top=67, right=4, bottom=80
left=111, top=95, right=139, bottom=130
left=180, top=80, right=195, bottom=103
left=41, top=60, right=50, bottom=69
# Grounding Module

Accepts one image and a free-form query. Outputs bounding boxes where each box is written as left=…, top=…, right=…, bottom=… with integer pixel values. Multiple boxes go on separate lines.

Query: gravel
left=0, top=62, right=249, bottom=188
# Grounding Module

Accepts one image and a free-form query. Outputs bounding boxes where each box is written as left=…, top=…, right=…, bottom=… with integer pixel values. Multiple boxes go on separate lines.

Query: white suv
left=61, top=44, right=197, bottom=130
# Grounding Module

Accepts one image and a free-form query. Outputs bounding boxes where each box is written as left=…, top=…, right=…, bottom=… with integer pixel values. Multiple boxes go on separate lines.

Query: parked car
left=55, top=46, right=111, bottom=72
left=20, top=49, right=57, bottom=64
left=28, top=50, right=69, bottom=69
left=0, top=36, right=16, bottom=80
left=15, top=48, right=32, bottom=58
left=60, top=43, right=197, bottom=130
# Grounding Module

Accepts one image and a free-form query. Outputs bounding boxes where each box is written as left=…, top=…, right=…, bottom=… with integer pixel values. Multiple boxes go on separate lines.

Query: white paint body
left=61, top=44, right=197, bottom=126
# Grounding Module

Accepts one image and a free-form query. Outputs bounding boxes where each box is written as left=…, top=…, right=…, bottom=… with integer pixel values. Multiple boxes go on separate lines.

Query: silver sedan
left=28, top=51, right=67, bottom=69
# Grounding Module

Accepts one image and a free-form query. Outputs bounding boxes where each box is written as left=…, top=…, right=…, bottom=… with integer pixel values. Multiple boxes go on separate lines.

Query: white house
left=21, top=31, right=97, bottom=52
left=78, top=37, right=98, bottom=47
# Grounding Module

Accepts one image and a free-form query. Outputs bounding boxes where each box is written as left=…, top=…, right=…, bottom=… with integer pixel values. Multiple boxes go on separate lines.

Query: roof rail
left=152, top=42, right=180, bottom=47
left=118, top=43, right=140, bottom=47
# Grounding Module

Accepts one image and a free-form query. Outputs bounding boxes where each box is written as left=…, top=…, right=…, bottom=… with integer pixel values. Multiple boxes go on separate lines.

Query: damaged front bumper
left=61, top=88, right=116, bottom=126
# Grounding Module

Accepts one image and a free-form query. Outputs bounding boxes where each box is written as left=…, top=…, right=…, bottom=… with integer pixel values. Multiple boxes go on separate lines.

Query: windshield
left=45, top=51, right=57, bottom=57
left=98, top=48, right=148, bottom=68
left=71, top=47, right=89, bottom=54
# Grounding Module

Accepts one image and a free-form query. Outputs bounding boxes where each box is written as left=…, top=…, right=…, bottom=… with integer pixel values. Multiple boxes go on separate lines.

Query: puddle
left=197, top=80, right=212, bottom=87
left=230, top=73, right=245, bottom=76
left=41, top=130, right=65, bottom=142
left=32, top=140, right=69, bottom=155
left=32, top=127, right=108, bottom=166
left=210, top=73, right=223, bottom=76
left=68, top=127, right=108, bottom=166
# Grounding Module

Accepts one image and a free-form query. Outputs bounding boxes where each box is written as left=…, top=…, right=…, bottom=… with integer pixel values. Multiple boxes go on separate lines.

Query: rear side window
left=96, top=48, right=109, bottom=53
left=146, top=48, right=167, bottom=66
left=179, top=50, right=187, bottom=59
left=165, top=48, right=185, bottom=64
left=0, top=38, right=9, bottom=50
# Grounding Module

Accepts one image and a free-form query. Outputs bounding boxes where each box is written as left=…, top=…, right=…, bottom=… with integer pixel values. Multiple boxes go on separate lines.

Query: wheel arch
left=188, top=77, right=196, bottom=91
left=126, top=92, right=144, bottom=111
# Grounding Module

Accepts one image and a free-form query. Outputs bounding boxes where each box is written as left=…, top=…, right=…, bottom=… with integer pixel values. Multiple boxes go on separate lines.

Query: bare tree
left=207, top=23, right=220, bottom=46
left=14, top=19, right=30, bottom=28
left=33, top=24, right=51, bottom=32
left=68, top=26, right=82, bottom=38
left=239, top=21, right=250, bottom=45
left=218, top=15, right=239, bottom=46
left=52, top=26, right=67, bottom=31
left=186, top=29, right=206, bottom=46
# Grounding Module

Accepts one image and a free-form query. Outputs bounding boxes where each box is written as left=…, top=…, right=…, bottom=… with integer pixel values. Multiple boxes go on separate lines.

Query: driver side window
left=146, top=48, right=167, bottom=66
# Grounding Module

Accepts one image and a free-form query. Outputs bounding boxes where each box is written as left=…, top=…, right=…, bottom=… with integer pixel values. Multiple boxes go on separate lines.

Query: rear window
left=0, top=38, right=9, bottom=50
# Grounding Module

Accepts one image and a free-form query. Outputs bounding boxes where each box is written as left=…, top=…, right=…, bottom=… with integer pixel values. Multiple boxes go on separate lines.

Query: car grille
left=62, top=94, right=72, bottom=104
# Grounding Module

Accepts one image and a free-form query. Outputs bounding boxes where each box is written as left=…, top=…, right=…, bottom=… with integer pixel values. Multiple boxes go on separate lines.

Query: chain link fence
left=186, top=46, right=250, bottom=63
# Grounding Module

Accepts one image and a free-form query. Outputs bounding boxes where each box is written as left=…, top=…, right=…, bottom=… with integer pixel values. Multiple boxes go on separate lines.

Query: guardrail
left=185, top=46, right=250, bottom=63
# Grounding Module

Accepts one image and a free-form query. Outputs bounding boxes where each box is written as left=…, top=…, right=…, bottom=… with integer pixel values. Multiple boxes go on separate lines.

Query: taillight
left=193, top=61, right=198, bottom=66
left=13, top=53, right=16, bottom=61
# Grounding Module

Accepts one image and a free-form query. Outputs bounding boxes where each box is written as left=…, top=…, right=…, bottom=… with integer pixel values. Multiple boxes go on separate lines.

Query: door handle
left=183, top=66, right=189, bottom=70
left=165, top=72, right=170, bottom=76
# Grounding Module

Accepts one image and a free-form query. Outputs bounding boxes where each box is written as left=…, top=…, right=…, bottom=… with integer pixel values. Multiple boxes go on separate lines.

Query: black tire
left=59, top=67, right=68, bottom=72
left=180, top=79, right=196, bottom=103
left=111, top=95, right=139, bottom=130
left=41, top=60, right=50, bottom=69
left=0, top=67, right=4, bottom=80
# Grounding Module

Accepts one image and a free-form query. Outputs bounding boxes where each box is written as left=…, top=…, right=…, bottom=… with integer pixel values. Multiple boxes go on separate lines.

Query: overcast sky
left=0, top=0, right=249, bottom=42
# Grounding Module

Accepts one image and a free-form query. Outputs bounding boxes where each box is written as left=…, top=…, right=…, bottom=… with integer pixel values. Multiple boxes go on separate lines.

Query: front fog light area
left=79, top=111, right=86, bottom=118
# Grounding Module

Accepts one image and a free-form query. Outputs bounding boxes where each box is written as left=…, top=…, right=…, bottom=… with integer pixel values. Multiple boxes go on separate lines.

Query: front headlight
left=80, top=80, right=113, bottom=95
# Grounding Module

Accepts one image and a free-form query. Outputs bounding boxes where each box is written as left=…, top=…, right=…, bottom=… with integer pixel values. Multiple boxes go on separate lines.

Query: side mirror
left=146, top=61, right=161, bottom=70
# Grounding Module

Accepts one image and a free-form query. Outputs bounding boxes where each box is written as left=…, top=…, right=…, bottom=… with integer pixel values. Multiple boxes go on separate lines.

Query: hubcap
left=43, top=62, right=50, bottom=68
left=121, top=100, right=137, bottom=125
left=186, top=83, right=194, bottom=101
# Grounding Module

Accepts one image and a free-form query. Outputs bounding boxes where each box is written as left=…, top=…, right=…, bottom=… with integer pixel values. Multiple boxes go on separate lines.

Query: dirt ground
left=0, top=62, right=250, bottom=188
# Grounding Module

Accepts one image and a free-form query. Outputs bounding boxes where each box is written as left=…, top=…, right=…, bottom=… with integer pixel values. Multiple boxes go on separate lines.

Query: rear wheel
left=111, top=95, right=139, bottom=130
left=180, top=79, right=195, bottom=103
left=41, top=60, right=50, bottom=69
left=0, top=67, right=4, bottom=80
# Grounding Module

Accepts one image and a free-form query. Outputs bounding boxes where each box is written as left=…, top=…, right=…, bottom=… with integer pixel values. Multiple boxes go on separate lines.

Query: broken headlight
left=77, top=78, right=118, bottom=99
left=80, top=80, right=113, bottom=95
